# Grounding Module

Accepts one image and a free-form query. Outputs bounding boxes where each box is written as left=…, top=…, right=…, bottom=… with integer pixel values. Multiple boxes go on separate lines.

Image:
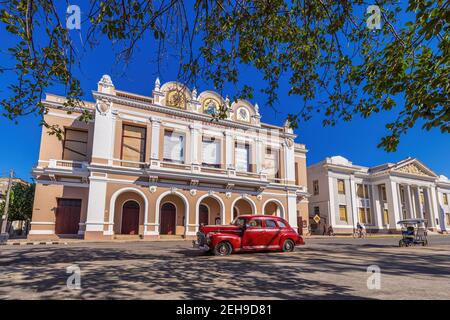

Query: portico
left=308, top=156, right=450, bottom=234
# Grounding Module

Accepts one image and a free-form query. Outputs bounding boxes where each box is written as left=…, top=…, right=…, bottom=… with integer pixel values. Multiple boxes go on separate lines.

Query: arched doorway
left=121, top=200, right=140, bottom=235
left=199, top=204, right=209, bottom=226
left=263, top=200, right=284, bottom=217
left=160, top=203, right=176, bottom=235
left=110, top=188, right=148, bottom=236
left=197, top=194, right=225, bottom=226
left=232, top=198, right=255, bottom=217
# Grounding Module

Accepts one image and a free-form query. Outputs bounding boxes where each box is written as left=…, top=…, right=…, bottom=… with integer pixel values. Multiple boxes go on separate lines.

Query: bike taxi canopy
left=397, top=218, right=427, bottom=226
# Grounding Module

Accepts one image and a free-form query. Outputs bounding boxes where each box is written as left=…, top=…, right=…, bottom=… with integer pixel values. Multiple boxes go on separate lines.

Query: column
left=406, top=185, right=415, bottom=219
left=349, top=175, right=358, bottom=228
left=287, top=192, right=298, bottom=228
left=327, top=176, right=337, bottom=227
left=283, top=140, right=295, bottom=184
left=426, top=187, right=437, bottom=229
left=414, top=187, right=423, bottom=219
left=254, top=137, right=263, bottom=174
left=189, top=123, right=201, bottom=165
left=149, top=117, right=161, bottom=162
left=434, top=188, right=446, bottom=232
left=386, top=181, right=401, bottom=229
left=92, top=76, right=116, bottom=164
left=396, top=183, right=404, bottom=220
left=85, top=178, right=108, bottom=239
left=224, top=132, right=234, bottom=169
left=371, top=183, right=383, bottom=229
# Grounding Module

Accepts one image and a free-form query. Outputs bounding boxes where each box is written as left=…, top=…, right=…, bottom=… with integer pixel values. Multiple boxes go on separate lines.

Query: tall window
left=63, top=128, right=88, bottom=161
left=121, top=125, right=146, bottom=164
left=383, top=209, right=389, bottom=225
left=163, top=130, right=185, bottom=163
left=202, top=136, right=220, bottom=168
left=359, top=207, right=372, bottom=224
left=295, top=162, right=299, bottom=185
left=263, top=148, right=279, bottom=178
left=358, top=208, right=365, bottom=224
left=356, top=183, right=370, bottom=199
left=339, top=205, right=348, bottom=222
left=380, top=184, right=387, bottom=201
left=443, top=193, right=448, bottom=205
left=337, top=179, right=345, bottom=195
left=446, top=213, right=450, bottom=226
left=420, top=191, right=425, bottom=204
left=356, top=184, right=363, bottom=198
left=235, top=143, right=250, bottom=172
left=356, top=183, right=370, bottom=198
left=313, top=180, right=319, bottom=195
left=314, top=206, right=320, bottom=215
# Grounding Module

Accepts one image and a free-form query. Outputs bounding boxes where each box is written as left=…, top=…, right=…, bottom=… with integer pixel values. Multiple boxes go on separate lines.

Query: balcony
left=141, top=160, right=268, bottom=190
left=33, top=159, right=89, bottom=181
left=34, top=158, right=307, bottom=192
left=48, top=159, right=88, bottom=170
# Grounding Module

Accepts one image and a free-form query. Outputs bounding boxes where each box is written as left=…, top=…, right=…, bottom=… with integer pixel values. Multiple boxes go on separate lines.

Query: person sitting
left=405, top=226, right=415, bottom=239
left=327, top=225, right=334, bottom=236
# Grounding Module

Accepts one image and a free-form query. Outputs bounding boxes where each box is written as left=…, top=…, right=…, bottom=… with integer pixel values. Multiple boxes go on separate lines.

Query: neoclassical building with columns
left=28, top=75, right=309, bottom=240
left=307, top=156, right=450, bottom=234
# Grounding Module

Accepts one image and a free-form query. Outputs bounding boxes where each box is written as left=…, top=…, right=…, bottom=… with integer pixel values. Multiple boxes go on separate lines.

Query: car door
left=242, top=218, right=264, bottom=249
left=263, top=219, right=282, bottom=248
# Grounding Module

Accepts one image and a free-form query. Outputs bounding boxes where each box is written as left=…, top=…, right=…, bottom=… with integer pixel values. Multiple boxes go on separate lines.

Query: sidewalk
left=306, top=234, right=401, bottom=239
left=4, top=232, right=448, bottom=245
left=306, top=232, right=448, bottom=239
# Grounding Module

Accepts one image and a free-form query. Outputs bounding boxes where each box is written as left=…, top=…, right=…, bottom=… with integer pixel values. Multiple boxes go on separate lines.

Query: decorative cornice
left=92, top=91, right=296, bottom=138
left=41, top=100, right=95, bottom=115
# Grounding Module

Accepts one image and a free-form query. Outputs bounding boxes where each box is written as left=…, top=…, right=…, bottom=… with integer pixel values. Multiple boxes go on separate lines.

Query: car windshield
left=231, top=217, right=247, bottom=227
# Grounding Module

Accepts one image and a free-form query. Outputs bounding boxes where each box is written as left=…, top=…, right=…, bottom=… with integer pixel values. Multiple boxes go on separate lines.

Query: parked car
left=193, top=215, right=305, bottom=256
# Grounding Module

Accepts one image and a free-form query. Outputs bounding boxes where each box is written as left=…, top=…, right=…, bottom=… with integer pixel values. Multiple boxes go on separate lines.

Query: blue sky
left=0, top=3, right=449, bottom=182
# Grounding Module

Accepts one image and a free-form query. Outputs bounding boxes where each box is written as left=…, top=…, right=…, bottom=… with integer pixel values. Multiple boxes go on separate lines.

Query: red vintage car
left=193, top=215, right=305, bottom=256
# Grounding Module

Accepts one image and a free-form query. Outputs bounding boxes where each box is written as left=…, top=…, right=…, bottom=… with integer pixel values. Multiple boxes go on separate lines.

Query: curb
left=4, top=241, right=68, bottom=246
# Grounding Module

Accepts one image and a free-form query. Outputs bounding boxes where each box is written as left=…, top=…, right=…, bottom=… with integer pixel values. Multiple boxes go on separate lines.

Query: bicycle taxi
left=397, top=218, right=428, bottom=247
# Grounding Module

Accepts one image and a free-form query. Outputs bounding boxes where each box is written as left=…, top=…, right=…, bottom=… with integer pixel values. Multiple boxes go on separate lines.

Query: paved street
left=1, top=236, right=449, bottom=300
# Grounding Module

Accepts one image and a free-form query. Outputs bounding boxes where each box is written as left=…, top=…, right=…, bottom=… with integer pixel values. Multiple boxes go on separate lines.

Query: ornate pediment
left=394, top=163, right=432, bottom=177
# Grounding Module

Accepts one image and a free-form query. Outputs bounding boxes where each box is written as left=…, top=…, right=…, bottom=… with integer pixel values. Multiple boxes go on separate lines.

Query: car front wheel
left=213, top=241, right=233, bottom=256
left=282, top=239, right=295, bottom=252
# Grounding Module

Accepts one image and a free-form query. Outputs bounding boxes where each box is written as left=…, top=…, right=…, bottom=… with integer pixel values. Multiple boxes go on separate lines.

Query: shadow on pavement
left=0, top=240, right=448, bottom=300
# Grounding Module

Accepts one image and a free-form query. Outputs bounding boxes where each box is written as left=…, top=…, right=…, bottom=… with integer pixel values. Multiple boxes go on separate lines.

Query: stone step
left=113, top=235, right=142, bottom=240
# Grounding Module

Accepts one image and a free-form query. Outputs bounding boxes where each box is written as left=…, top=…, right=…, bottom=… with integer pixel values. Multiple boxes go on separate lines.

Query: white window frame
left=163, top=130, right=185, bottom=163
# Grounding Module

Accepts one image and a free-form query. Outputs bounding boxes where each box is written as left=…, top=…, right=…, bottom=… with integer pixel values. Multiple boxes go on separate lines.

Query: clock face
left=237, top=107, right=249, bottom=121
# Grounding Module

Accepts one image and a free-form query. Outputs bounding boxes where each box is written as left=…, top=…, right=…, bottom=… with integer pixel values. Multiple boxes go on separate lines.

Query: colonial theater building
left=28, top=75, right=309, bottom=240
left=308, top=156, right=450, bottom=234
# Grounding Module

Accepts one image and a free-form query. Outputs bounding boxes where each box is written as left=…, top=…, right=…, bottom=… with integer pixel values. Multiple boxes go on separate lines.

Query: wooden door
left=199, top=205, right=209, bottom=226
left=160, top=203, right=176, bottom=235
left=55, top=199, right=81, bottom=235
left=121, top=201, right=140, bottom=235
